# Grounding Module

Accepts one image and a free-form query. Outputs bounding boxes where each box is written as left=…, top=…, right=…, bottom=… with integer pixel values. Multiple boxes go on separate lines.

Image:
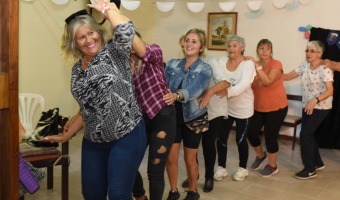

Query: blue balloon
left=299, top=27, right=306, bottom=32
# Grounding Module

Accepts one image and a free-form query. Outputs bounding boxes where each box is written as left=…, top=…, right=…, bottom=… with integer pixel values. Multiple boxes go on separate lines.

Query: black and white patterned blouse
left=71, top=22, right=142, bottom=143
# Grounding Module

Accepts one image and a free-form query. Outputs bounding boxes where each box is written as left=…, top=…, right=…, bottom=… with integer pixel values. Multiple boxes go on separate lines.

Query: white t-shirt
left=219, top=56, right=256, bottom=119
left=204, top=56, right=229, bottom=121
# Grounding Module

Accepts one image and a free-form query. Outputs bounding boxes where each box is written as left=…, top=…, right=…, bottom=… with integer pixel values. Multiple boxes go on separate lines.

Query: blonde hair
left=61, top=14, right=110, bottom=65
left=185, top=28, right=207, bottom=57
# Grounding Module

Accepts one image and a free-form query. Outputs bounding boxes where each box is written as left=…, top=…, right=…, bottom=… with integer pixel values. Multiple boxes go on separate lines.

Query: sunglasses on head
left=65, top=9, right=88, bottom=24
left=65, top=0, right=121, bottom=25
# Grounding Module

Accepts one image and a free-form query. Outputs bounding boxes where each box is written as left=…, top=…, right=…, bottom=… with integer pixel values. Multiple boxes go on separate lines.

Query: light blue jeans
left=81, top=120, right=147, bottom=200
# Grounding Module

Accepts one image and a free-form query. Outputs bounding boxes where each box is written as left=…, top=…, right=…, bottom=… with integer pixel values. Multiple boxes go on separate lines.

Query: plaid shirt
left=133, top=44, right=168, bottom=119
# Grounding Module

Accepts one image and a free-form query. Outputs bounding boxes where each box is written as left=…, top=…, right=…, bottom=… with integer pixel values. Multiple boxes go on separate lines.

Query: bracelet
left=101, top=5, right=110, bottom=15
left=315, top=97, right=320, bottom=103
left=256, top=65, right=263, bottom=71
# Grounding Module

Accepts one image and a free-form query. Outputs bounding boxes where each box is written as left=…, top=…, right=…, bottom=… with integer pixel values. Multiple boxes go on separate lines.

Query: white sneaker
left=213, top=166, right=228, bottom=181
left=233, top=167, right=249, bottom=181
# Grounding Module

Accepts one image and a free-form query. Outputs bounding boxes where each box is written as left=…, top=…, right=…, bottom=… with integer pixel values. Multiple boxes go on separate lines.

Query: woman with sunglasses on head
left=285, top=40, right=333, bottom=180
left=43, top=1, right=147, bottom=199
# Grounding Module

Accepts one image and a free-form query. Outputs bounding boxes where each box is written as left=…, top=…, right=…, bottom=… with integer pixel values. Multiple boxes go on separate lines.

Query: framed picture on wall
left=207, top=12, right=238, bottom=50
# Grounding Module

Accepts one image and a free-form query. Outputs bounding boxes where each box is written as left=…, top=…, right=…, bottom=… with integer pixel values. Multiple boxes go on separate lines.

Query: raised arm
left=88, top=0, right=129, bottom=28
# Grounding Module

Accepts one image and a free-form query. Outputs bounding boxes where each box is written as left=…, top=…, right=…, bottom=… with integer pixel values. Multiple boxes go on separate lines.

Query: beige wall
left=19, top=0, right=339, bottom=123
left=19, top=1, right=154, bottom=117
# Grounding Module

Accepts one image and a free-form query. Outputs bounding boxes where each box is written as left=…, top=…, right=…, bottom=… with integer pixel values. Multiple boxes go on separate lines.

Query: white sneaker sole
left=233, top=170, right=249, bottom=181
left=213, top=172, right=228, bottom=181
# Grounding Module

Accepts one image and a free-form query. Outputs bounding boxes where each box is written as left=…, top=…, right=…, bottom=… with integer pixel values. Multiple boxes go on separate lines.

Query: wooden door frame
left=0, top=0, right=19, bottom=199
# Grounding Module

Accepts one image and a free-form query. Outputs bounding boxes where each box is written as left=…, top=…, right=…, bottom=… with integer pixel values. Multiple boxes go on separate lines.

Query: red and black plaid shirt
left=133, top=44, right=168, bottom=119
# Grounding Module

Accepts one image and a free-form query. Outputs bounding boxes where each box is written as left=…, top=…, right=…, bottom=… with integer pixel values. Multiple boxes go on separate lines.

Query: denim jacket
left=165, top=58, right=212, bottom=122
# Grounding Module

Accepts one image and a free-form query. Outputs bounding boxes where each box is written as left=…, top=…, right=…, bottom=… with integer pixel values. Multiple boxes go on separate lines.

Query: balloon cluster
left=298, top=25, right=312, bottom=39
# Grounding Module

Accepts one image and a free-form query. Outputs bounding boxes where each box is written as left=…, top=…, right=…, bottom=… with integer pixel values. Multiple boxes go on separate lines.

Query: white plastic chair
left=19, top=93, right=45, bottom=139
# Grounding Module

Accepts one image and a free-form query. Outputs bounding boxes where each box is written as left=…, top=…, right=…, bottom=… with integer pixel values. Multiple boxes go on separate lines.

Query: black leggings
left=216, top=115, right=251, bottom=169
left=202, top=116, right=228, bottom=179
left=247, top=107, right=288, bottom=153
left=133, top=105, right=176, bottom=200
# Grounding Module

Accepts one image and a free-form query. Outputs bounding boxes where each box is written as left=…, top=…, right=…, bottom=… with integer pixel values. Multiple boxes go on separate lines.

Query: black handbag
left=27, top=108, right=60, bottom=147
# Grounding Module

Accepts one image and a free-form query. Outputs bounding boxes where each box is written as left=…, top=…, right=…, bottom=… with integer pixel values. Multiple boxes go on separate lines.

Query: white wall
left=19, top=0, right=339, bottom=136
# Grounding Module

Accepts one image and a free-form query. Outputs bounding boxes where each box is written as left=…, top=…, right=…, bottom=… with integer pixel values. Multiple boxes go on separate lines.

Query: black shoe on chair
left=203, top=178, right=214, bottom=193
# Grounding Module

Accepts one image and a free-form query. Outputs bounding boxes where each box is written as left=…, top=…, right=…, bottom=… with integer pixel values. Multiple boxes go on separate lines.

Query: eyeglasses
left=65, top=9, right=88, bottom=24
left=305, top=49, right=319, bottom=53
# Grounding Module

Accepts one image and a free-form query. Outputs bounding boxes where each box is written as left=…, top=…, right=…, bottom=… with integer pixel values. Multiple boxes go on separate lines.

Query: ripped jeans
left=133, top=105, right=176, bottom=200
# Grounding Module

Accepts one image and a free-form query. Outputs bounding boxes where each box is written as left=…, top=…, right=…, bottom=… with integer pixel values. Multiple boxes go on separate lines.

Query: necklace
left=83, top=56, right=91, bottom=64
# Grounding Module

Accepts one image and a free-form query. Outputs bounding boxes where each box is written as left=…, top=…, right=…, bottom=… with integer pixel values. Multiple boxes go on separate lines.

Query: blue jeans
left=81, top=120, right=147, bottom=200
left=133, top=105, right=176, bottom=200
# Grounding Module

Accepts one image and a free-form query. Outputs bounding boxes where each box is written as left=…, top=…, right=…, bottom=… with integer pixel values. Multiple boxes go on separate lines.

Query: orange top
left=252, top=59, right=288, bottom=112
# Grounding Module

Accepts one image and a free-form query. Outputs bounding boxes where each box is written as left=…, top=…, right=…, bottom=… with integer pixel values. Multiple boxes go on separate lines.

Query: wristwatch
left=176, top=92, right=181, bottom=101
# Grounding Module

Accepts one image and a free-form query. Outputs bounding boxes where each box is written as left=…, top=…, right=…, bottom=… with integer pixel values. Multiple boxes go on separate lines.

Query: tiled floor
left=25, top=130, right=340, bottom=200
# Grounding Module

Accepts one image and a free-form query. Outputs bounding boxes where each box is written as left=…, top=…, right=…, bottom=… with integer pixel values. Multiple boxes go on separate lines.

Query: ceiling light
left=51, top=0, right=69, bottom=5
left=156, top=2, right=175, bottom=12
left=299, top=0, right=311, bottom=5
left=247, top=1, right=263, bottom=12
left=121, top=0, right=140, bottom=11
left=218, top=2, right=236, bottom=12
left=187, top=2, right=205, bottom=13
left=272, top=0, right=287, bottom=9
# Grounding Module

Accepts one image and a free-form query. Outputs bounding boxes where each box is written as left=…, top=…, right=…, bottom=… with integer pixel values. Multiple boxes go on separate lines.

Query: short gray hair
left=227, top=35, right=246, bottom=54
left=307, top=40, right=325, bottom=53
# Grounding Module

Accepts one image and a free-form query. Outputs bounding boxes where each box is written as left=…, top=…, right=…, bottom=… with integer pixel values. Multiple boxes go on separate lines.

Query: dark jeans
left=300, top=109, right=330, bottom=171
left=247, top=106, right=288, bottom=153
left=217, top=116, right=251, bottom=169
left=133, top=105, right=176, bottom=200
left=202, top=116, right=228, bottom=179
left=81, top=120, right=147, bottom=200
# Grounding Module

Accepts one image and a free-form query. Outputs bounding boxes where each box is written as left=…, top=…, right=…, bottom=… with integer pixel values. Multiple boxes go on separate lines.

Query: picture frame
left=207, top=12, right=238, bottom=50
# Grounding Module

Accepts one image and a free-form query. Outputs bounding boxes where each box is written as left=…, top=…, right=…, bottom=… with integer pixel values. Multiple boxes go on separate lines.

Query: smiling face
left=226, top=40, right=244, bottom=59
left=183, top=33, right=201, bottom=58
left=75, top=25, right=102, bottom=59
